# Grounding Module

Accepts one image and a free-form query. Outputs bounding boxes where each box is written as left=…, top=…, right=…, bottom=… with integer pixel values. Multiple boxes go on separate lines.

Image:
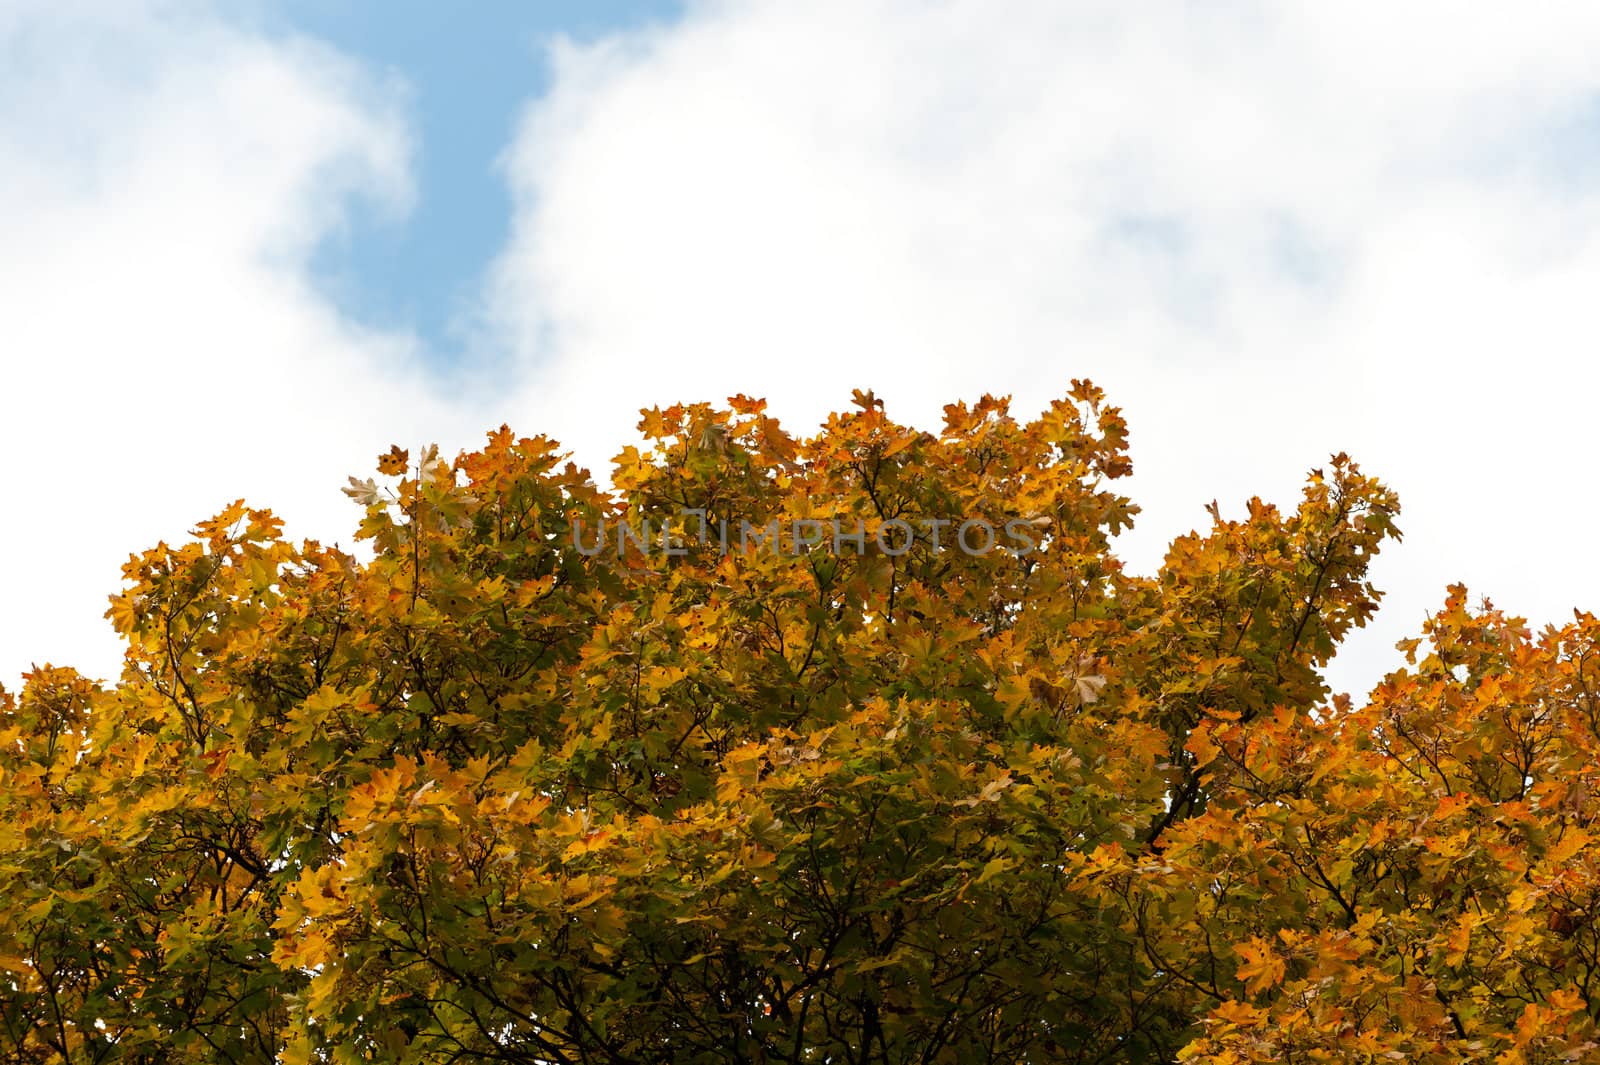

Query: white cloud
left=485, top=0, right=1600, bottom=695
left=0, top=1, right=476, bottom=686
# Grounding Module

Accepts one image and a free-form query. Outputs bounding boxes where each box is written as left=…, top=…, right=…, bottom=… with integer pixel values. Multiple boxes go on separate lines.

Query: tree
left=1, top=382, right=1587, bottom=1062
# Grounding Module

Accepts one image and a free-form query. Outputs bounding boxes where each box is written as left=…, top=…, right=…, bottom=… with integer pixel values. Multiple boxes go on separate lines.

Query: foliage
left=1, top=382, right=1591, bottom=1062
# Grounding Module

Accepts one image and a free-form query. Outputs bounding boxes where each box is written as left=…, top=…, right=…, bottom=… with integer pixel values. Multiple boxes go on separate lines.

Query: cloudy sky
left=3, top=0, right=1598, bottom=699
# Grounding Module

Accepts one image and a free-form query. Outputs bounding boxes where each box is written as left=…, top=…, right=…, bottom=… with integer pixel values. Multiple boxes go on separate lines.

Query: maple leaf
left=377, top=444, right=410, bottom=476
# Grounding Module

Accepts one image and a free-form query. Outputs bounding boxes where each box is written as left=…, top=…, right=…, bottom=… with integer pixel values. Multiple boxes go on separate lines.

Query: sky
left=3, top=0, right=1600, bottom=701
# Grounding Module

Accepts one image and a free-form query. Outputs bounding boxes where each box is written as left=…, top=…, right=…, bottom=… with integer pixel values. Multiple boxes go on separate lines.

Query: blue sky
left=4, top=2, right=1600, bottom=695
left=261, top=0, right=684, bottom=358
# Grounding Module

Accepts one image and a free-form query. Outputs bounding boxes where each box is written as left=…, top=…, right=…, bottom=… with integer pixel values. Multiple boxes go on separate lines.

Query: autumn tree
left=2, top=382, right=1590, bottom=1062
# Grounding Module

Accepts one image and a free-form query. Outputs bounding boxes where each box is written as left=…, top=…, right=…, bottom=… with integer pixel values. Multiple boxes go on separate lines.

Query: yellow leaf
left=1234, top=938, right=1286, bottom=995
left=1545, top=827, right=1588, bottom=867
left=1187, top=726, right=1221, bottom=769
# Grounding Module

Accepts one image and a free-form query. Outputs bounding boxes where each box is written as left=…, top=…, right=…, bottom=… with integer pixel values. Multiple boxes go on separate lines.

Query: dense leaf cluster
left=3, top=384, right=1596, bottom=1062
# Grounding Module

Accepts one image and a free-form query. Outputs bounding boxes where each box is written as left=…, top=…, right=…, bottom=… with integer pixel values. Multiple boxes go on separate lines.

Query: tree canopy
left=4, top=383, right=1598, bottom=1062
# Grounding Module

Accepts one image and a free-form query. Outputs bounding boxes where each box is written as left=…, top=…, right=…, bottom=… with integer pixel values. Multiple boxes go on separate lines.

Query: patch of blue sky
left=255, top=0, right=685, bottom=366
